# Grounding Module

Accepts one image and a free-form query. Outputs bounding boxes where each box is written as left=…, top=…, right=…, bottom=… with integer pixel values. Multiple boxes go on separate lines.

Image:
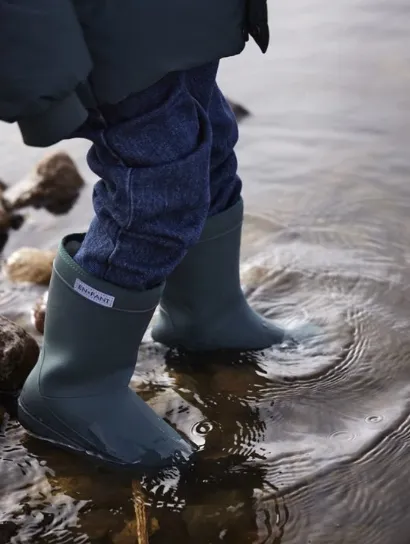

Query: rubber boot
left=152, top=198, right=291, bottom=351
left=18, top=234, right=193, bottom=470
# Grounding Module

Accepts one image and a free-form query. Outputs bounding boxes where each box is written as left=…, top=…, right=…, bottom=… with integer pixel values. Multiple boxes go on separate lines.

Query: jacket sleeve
left=0, top=0, right=93, bottom=142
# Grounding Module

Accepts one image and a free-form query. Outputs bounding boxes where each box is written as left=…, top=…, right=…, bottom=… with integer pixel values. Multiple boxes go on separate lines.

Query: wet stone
left=0, top=196, right=25, bottom=254
left=32, top=291, right=48, bottom=335
left=0, top=316, right=39, bottom=394
left=44, top=465, right=136, bottom=543
left=52, top=472, right=131, bottom=506
left=7, top=151, right=85, bottom=215
left=4, top=248, right=55, bottom=285
left=78, top=509, right=124, bottom=542
left=0, top=521, right=18, bottom=543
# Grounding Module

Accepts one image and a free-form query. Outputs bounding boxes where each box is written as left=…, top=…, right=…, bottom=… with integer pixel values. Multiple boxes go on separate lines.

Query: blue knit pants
left=74, top=61, right=242, bottom=289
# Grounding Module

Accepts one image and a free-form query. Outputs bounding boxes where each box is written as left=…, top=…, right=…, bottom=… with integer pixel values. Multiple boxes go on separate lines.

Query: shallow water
left=1, top=1, right=410, bottom=542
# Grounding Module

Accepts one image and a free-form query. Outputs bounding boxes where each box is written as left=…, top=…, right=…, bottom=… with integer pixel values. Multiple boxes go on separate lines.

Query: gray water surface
left=1, top=1, right=410, bottom=542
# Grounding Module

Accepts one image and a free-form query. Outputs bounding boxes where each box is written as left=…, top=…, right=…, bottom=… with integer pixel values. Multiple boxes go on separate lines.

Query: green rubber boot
left=152, top=198, right=292, bottom=351
left=18, top=234, right=193, bottom=470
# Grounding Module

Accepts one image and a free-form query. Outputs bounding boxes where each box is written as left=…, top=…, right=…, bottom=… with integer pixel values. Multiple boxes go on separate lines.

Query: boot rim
left=54, top=233, right=163, bottom=312
left=199, top=197, right=244, bottom=243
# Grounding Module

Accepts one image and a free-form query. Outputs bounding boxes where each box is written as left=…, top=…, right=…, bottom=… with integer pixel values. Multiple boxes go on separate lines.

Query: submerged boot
left=152, top=198, right=292, bottom=351
left=18, top=234, right=193, bottom=469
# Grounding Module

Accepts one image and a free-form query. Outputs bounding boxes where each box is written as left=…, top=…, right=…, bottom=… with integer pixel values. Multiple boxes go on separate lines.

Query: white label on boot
left=74, top=278, right=115, bottom=308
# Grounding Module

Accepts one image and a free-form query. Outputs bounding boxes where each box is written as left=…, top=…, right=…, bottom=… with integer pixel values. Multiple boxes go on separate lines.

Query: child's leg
left=18, top=70, right=224, bottom=467
left=208, top=83, right=243, bottom=216
left=74, top=68, right=215, bottom=290
left=152, top=64, right=317, bottom=350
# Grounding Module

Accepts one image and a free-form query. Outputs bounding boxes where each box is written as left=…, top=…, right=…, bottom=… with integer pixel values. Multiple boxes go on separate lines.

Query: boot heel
left=18, top=398, right=78, bottom=450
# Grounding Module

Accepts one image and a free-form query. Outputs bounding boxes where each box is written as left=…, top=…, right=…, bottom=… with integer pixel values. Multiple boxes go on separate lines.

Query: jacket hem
left=18, top=92, right=88, bottom=148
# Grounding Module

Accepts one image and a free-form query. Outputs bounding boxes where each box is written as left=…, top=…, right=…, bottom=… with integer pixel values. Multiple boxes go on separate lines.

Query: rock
left=32, top=291, right=48, bottom=334
left=0, top=316, right=39, bottom=394
left=4, top=248, right=56, bottom=285
left=0, top=521, right=18, bottom=543
left=8, top=213, right=25, bottom=230
left=7, top=152, right=85, bottom=215
left=0, top=195, right=25, bottom=254
left=48, top=468, right=132, bottom=506
left=78, top=509, right=123, bottom=542
left=42, top=464, right=136, bottom=543
left=227, top=99, right=251, bottom=122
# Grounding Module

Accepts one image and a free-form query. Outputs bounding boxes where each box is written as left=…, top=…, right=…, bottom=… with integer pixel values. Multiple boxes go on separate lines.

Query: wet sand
left=1, top=1, right=410, bottom=542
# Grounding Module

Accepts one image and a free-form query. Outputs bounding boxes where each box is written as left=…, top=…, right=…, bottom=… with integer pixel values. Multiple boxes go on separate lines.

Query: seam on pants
left=100, top=129, right=134, bottom=281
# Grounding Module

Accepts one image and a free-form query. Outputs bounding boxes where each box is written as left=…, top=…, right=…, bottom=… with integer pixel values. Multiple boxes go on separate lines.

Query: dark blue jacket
left=0, top=0, right=269, bottom=147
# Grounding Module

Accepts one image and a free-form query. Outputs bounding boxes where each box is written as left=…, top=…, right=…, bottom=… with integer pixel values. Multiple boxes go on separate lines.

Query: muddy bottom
left=2, top=1, right=410, bottom=543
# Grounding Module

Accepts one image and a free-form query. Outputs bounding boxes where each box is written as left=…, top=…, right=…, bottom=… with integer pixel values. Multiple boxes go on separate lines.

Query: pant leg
left=73, top=69, right=213, bottom=290
left=208, top=84, right=242, bottom=216
left=186, top=63, right=243, bottom=217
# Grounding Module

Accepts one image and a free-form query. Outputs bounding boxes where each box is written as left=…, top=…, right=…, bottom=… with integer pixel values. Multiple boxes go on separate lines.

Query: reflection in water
left=2, top=0, right=410, bottom=542
left=1, top=354, right=289, bottom=543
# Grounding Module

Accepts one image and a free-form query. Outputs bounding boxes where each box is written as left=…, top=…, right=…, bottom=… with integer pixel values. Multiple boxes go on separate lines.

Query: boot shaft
left=161, top=198, right=244, bottom=320
left=36, top=234, right=162, bottom=397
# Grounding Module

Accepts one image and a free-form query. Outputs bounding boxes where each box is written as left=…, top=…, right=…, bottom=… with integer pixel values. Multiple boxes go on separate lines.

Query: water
left=1, top=1, right=410, bottom=542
